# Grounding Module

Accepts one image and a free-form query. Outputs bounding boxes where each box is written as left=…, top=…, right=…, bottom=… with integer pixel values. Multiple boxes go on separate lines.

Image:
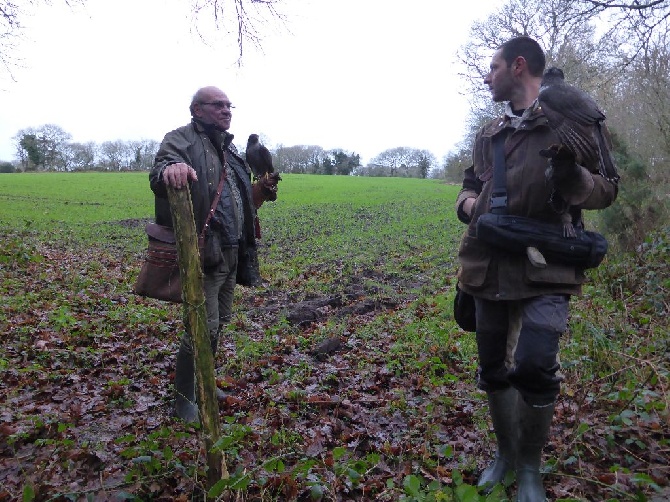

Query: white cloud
left=0, top=0, right=501, bottom=164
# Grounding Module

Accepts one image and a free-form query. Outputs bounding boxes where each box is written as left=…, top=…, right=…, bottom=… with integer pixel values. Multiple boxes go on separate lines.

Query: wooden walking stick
left=167, top=185, right=228, bottom=494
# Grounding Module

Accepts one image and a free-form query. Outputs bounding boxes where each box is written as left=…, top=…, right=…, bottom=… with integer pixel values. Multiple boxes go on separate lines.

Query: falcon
left=245, top=134, right=275, bottom=179
left=538, top=67, right=619, bottom=183
left=245, top=133, right=281, bottom=205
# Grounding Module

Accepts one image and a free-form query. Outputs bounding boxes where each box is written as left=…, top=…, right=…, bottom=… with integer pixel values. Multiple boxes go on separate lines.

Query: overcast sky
left=0, top=0, right=502, bottom=165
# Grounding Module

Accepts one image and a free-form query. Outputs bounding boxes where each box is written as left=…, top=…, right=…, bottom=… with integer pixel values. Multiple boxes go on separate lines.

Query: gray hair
left=189, top=89, right=207, bottom=116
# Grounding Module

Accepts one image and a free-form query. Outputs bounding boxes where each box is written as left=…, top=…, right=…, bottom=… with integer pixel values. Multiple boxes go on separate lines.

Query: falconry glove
left=541, top=145, right=594, bottom=206
left=252, top=172, right=282, bottom=208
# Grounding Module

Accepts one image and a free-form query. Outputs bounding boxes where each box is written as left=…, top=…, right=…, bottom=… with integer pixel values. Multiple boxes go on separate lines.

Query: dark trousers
left=178, top=247, right=238, bottom=355
left=474, top=294, right=569, bottom=406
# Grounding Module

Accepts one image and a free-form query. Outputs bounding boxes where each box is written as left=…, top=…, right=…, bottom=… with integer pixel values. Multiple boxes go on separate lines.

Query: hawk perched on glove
left=245, top=133, right=281, bottom=207
left=538, top=67, right=619, bottom=183
left=246, top=134, right=275, bottom=179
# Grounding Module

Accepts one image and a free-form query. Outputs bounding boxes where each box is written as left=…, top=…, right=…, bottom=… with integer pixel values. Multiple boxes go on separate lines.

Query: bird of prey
left=246, top=133, right=281, bottom=204
left=538, top=67, right=620, bottom=238
left=538, top=67, right=619, bottom=183
left=245, top=134, right=275, bottom=180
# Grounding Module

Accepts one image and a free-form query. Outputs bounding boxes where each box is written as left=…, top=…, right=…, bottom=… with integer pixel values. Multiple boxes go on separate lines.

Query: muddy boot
left=174, top=343, right=198, bottom=423
left=478, top=386, right=519, bottom=491
left=516, top=399, right=554, bottom=502
left=210, top=325, right=230, bottom=400
left=210, top=326, right=220, bottom=357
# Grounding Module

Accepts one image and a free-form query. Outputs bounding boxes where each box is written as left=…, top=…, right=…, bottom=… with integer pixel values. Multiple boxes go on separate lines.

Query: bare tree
left=1, top=0, right=84, bottom=76
left=607, top=35, right=670, bottom=179
left=99, top=140, right=124, bottom=171
left=13, top=124, right=71, bottom=171
left=274, top=144, right=324, bottom=174
left=189, top=0, right=287, bottom=63
left=66, top=141, right=97, bottom=171
left=580, top=0, right=670, bottom=61
left=39, top=123, right=72, bottom=170
left=369, top=147, right=431, bottom=178
left=1, top=0, right=285, bottom=75
left=138, top=139, right=161, bottom=170
left=0, top=0, right=20, bottom=75
left=12, top=128, right=163, bottom=170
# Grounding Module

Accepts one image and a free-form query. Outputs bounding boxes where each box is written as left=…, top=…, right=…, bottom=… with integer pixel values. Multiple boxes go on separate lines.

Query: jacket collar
left=190, top=120, right=248, bottom=173
left=503, top=100, right=542, bottom=128
left=484, top=99, right=546, bottom=138
left=191, top=119, right=235, bottom=149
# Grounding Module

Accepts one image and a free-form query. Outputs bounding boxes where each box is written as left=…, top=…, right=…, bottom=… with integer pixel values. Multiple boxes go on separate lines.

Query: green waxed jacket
left=149, top=121, right=257, bottom=264
left=454, top=105, right=618, bottom=301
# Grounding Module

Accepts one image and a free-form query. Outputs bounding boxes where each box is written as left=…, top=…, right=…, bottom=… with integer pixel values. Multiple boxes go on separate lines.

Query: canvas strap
left=490, top=133, right=508, bottom=215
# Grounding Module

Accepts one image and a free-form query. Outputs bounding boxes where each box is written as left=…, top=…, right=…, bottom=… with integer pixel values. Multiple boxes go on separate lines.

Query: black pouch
left=201, top=231, right=224, bottom=269
left=236, top=242, right=262, bottom=287
left=453, top=283, right=476, bottom=332
left=476, top=213, right=608, bottom=269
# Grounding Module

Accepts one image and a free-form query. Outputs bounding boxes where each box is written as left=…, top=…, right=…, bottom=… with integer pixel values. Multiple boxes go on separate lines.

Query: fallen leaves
left=1, top=227, right=668, bottom=501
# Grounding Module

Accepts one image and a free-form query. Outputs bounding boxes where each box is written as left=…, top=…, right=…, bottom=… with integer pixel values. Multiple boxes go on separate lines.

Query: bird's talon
left=563, top=223, right=577, bottom=238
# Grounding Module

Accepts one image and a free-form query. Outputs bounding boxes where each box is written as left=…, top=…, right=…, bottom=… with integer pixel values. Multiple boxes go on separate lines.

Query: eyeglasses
left=199, top=101, right=235, bottom=110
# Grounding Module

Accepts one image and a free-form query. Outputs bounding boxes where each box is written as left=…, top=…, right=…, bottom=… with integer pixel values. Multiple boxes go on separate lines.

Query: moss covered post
left=167, top=185, right=228, bottom=493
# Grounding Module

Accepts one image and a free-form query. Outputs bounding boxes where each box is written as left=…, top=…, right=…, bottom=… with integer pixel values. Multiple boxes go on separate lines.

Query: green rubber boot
left=173, top=344, right=198, bottom=423
left=478, top=386, right=519, bottom=491
left=516, top=399, right=554, bottom=502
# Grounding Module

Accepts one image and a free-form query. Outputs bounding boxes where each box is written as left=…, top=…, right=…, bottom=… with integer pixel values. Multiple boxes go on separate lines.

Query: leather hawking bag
left=133, top=160, right=228, bottom=303
left=476, top=133, right=608, bottom=269
left=133, top=224, right=184, bottom=303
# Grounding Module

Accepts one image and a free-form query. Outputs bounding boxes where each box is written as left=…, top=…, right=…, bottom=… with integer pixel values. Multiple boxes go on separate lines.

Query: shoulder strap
left=490, top=133, right=508, bottom=215
left=200, top=151, right=228, bottom=238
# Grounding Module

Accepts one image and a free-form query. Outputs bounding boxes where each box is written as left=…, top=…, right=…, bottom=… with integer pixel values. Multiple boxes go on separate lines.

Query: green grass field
left=0, top=172, right=465, bottom=297
left=0, top=172, right=667, bottom=501
left=0, top=172, right=154, bottom=225
left=0, top=171, right=457, bottom=224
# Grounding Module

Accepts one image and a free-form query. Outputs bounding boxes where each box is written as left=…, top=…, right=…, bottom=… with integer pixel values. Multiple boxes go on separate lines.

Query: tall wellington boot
left=210, top=325, right=230, bottom=400
left=173, top=344, right=198, bottom=423
left=516, top=399, right=555, bottom=502
left=478, top=386, right=520, bottom=490
left=210, top=325, right=220, bottom=356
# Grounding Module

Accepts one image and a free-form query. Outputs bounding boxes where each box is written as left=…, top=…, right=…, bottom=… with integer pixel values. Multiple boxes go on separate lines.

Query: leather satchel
left=133, top=224, right=184, bottom=303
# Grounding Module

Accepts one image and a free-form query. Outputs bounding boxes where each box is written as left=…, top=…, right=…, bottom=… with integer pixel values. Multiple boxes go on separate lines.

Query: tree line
left=4, top=125, right=159, bottom=173
left=3, top=124, right=445, bottom=179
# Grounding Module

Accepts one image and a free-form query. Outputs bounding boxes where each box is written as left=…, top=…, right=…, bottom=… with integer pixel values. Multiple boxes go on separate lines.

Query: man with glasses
left=149, top=86, right=279, bottom=422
